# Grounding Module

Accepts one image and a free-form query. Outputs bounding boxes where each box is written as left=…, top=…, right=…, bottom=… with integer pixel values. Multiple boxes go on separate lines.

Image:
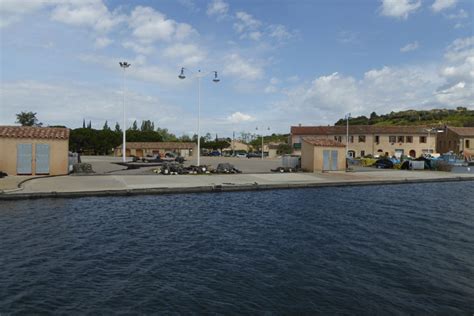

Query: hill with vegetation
left=334, top=107, right=474, bottom=127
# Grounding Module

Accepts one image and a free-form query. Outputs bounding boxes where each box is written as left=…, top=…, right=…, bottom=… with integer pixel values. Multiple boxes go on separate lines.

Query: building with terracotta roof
left=0, top=126, right=70, bottom=176
left=114, top=142, right=196, bottom=158
left=291, top=125, right=437, bottom=158
left=301, top=137, right=346, bottom=172
left=436, top=126, right=474, bottom=154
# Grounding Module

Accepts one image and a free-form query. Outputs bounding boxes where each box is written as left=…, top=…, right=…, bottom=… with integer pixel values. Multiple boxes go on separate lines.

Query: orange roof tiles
left=448, top=127, right=474, bottom=137
left=291, top=125, right=430, bottom=135
left=303, top=137, right=346, bottom=147
left=0, top=126, right=69, bottom=140
left=116, top=142, right=196, bottom=149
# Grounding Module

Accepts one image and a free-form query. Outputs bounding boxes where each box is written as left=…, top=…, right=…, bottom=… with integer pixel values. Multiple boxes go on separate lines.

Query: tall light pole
left=119, top=61, right=131, bottom=163
left=179, top=68, right=220, bottom=166
left=256, top=126, right=270, bottom=160
left=345, top=113, right=351, bottom=158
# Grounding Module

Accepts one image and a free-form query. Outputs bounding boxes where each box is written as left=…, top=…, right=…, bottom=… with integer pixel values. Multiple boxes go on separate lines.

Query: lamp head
left=119, top=61, right=130, bottom=68
left=178, top=67, right=186, bottom=79
left=212, top=71, right=220, bottom=83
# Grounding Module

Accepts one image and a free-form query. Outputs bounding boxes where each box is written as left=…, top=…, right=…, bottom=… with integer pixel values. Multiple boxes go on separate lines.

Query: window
left=334, top=136, right=338, bottom=141
left=350, top=136, right=354, bottom=143
left=406, top=136, right=413, bottom=143
left=375, top=135, right=380, bottom=143
left=361, top=150, right=365, bottom=157
left=293, top=143, right=301, bottom=149
left=397, top=136, right=404, bottom=143
left=338, top=136, right=342, bottom=142
left=358, top=135, right=366, bottom=143
left=420, top=136, right=427, bottom=143
left=389, top=136, right=396, bottom=143
left=466, top=140, right=470, bottom=148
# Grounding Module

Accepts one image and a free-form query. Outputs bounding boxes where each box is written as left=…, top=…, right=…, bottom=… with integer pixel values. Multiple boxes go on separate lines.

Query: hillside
left=334, top=107, right=474, bottom=127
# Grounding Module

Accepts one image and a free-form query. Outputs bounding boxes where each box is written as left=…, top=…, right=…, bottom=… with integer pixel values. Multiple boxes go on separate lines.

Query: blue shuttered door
left=35, top=144, right=50, bottom=174
left=17, top=144, right=33, bottom=174
left=331, top=150, right=338, bottom=171
left=323, top=150, right=330, bottom=171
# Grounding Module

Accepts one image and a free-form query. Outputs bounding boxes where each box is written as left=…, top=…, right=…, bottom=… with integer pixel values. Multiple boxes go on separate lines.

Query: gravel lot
left=81, top=155, right=283, bottom=174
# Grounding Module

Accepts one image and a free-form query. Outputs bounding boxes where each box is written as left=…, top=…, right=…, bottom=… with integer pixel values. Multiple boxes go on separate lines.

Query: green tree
left=103, top=121, right=110, bottom=131
left=131, top=120, right=138, bottom=131
left=16, top=111, right=42, bottom=126
left=114, top=122, right=121, bottom=133
left=141, top=120, right=155, bottom=132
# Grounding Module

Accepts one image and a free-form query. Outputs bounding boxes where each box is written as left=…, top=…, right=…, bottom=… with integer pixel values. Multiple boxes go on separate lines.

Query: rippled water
left=1, top=182, right=473, bottom=314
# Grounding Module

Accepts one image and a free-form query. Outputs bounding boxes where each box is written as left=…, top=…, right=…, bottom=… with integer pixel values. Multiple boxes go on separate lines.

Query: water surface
left=1, top=182, right=473, bottom=314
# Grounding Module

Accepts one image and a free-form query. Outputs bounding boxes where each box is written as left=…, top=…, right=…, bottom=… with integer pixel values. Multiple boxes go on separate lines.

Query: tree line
left=334, top=107, right=474, bottom=127
left=14, top=111, right=291, bottom=155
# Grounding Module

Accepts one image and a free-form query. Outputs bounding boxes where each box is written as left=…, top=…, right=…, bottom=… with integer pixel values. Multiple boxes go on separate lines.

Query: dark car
left=247, top=152, right=262, bottom=158
left=374, top=159, right=394, bottom=169
left=208, top=151, right=221, bottom=156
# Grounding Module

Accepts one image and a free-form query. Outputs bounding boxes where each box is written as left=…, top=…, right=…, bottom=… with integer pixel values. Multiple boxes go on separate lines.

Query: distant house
left=0, top=126, right=70, bottom=176
left=114, top=142, right=196, bottom=158
left=222, top=140, right=249, bottom=155
left=436, top=127, right=474, bottom=155
left=291, top=125, right=437, bottom=158
left=301, top=137, right=346, bottom=172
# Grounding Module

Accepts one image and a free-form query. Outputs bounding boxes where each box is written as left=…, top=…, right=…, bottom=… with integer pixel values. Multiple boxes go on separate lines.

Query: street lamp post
left=256, top=126, right=270, bottom=160
left=179, top=68, right=220, bottom=166
left=345, top=113, right=351, bottom=158
left=119, top=61, right=131, bottom=163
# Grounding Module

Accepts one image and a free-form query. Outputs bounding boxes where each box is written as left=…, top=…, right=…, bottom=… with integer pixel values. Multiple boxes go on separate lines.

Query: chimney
left=298, top=123, right=302, bottom=127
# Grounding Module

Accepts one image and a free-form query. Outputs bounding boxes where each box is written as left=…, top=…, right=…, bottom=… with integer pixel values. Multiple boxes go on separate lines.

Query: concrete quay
left=1, top=169, right=473, bottom=200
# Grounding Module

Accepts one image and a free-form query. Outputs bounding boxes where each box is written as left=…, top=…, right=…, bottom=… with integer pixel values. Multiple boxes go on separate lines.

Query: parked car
left=247, top=152, right=262, bottom=158
left=235, top=153, right=247, bottom=158
left=208, top=151, right=221, bottom=156
left=374, top=159, right=394, bottom=169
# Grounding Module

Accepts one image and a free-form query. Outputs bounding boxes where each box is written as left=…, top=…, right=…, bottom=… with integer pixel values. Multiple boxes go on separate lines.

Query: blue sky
left=0, top=0, right=472, bottom=137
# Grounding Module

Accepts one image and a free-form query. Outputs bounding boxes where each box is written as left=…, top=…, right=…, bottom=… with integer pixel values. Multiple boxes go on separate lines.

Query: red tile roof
left=116, top=142, right=196, bottom=149
left=291, top=125, right=430, bottom=135
left=303, top=137, right=346, bottom=147
left=448, top=127, right=474, bottom=137
left=0, top=126, right=70, bottom=140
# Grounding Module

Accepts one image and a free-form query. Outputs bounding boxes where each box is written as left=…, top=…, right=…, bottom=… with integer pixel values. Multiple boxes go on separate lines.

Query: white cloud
left=446, top=9, right=468, bottom=19
left=227, top=111, right=255, bottom=123
left=270, top=77, right=280, bottom=85
left=432, top=0, right=457, bottom=12
left=268, top=24, right=294, bottom=41
left=78, top=54, right=182, bottom=88
left=380, top=0, right=421, bottom=19
left=0, top=80, right=182, bottom=129
left=0, top=0, right=52, bottom=27
left=234, top=11, right=262, bottom=40
left=163, top=43, right=206, bottom=66
left=51, top=1, right=124, bottom=33
left=128, top=6, right=197, bottom=43
left=287, top=75, right=300, bottom=83
left=338, top=30, right=359, bottom=44
left=95, top=37, right=112, bottom=48
left=122, top=41, right=154, bottom=55
left=436, top=36, right=474, bottom=104
left=264, top=85, right=278, bottom=94
left=222, top=54, right=264, bottom=80
left=206, top=0, right=229, bottom=19
left=274, top=36, right=473, bottom=124
left=400, top=41, right=419, bottom=52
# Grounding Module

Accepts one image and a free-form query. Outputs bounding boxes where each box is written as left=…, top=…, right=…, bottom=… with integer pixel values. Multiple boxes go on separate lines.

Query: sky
left=0, top=0, right=473, bottom=137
